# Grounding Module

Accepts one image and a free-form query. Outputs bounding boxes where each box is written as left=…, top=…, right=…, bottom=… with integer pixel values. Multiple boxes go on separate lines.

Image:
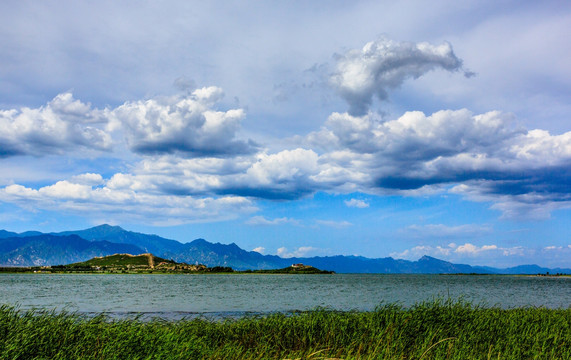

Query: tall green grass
left=0, top=299, right=569, bottom=359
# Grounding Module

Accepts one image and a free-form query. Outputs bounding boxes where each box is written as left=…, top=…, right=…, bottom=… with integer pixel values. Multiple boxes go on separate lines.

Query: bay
left=1, top=274, right=569, bottom=320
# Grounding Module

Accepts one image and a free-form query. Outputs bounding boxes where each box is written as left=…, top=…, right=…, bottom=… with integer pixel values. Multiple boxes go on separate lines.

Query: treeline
left=0, top=267, right=32, bottom=273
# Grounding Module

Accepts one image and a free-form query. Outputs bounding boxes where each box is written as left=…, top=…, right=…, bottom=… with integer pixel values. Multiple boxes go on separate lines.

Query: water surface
left=1, top=274, right=569, bottom=319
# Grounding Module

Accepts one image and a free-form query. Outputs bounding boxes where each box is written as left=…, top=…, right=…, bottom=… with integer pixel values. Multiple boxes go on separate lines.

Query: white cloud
left=330, top=38, right=466, bottom=115
left=39, top=181, right=93, bottom=200
left=390, top=242, right=546, bottom=267
left=214, top=148, right=326, bottom=200
left=252, top=247, right=265, bottom=254
left=0, top=29, right=569, bottom=222
left=245, top=216, right=300, bottom=226
left=315, top=220, right=353, bottom=228
left=0, top=93, right=111, bottom=156
left=404, top=223, right=492, bottom=238
left=112, top=100, right=569, bottom=221
left=0, top=88, right=257, bottom=160
left=70, top=173, right=104, bottom=186
left=246, top=149, right=319, bottom=185
left=451, top=183, right=571, bottom=220
left=391, top=244, right=455, bottom=259
left=455, top=243, right=499, bottom=255
left=111, top=86, right=256, bottom=157
left=1, top=91, right=569, bottom=221
left=277, top=246, right=322, bottom=258
left=0, top=175, right=257, bottom=225
left=344, top=198, right=369, bottom=208
left=306, top=108, right=571, bottom=219
left=312, top=109, right=523, bottom=158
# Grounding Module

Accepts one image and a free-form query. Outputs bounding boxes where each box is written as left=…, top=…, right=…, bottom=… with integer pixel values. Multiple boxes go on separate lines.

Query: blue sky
left=0, top=0, right=569, bottom=268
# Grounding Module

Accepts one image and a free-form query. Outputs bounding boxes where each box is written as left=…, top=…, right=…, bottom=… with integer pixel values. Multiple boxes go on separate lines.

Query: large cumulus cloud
left=330, top=38, right=467, bottom=115
left=305, top=109, right=571, bottom=218
left=111, top=86, right=257, bottom=156
left=0, top=93, right=111, bottom=156
left=122, top=149, right=326, bottom=200
left=0, top=87, right=256, bottom=159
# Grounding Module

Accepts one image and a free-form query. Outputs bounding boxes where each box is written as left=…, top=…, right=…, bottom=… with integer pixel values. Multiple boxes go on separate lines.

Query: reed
left=0, top=299, right=569, bottom=359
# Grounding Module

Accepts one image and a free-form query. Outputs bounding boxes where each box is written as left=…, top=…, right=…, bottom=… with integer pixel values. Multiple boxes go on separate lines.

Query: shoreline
left=1, top=269, right=569, bottom=276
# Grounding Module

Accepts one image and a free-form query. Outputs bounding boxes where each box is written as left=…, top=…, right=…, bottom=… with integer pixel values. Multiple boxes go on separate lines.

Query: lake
left=1, top=274, right=569, bottom=319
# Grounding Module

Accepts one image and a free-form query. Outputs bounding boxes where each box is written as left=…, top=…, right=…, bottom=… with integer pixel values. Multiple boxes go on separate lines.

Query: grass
left=0, top=299, right=569, bottom=359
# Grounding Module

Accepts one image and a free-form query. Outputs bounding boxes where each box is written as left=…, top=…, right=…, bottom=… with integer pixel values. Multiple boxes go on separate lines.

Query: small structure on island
left=291, top=263, right=304, bottom=268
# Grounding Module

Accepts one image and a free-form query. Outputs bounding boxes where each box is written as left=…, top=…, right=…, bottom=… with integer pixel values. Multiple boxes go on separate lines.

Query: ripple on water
left=0, top=274, right=569, bottom=319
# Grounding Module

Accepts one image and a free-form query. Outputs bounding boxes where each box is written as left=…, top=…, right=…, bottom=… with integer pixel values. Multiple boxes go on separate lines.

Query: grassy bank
left=0, top=300, right=569, bottom=359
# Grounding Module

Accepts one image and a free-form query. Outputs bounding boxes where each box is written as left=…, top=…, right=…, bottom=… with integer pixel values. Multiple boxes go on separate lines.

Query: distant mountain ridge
left=0, top=233, right=143, bottom=267
left=58, top=224, right=185, bottom=255
left=0, top=224, right=569, bottom=274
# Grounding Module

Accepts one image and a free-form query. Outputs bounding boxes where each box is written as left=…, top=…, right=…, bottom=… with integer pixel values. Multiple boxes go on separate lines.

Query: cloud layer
left=1, top=95, right=570, bottom=221
left=330, top=38, right=466, bottom=115
left=305, top=109, right=571, bottom=218
left=1, top=91, right=569, bottom=221
left=0, top=38, right=569, bottom=223
left=0, top=174, right=256, bottom=225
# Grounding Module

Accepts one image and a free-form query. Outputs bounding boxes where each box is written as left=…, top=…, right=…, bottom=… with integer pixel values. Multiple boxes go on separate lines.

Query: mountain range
left=1, top=224, right=569, bottom=274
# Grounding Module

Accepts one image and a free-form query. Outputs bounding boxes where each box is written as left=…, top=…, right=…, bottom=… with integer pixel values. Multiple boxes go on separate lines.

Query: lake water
left=1, top=274, right=569, bottom=320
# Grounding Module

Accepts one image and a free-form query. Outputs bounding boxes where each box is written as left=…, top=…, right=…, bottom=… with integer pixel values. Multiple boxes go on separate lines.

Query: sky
left=0, top=0, right=569, bottom=268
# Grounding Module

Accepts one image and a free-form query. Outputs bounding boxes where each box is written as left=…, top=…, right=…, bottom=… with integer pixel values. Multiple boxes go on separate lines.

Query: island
left=0, top=253, right=334, bottom=274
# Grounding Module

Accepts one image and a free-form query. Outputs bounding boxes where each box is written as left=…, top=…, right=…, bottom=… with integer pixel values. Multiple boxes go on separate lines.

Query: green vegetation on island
left=0, top=299, right=568, bottom=359
left=0, top=253, right=333, bottom=274
left=53, top=253, right=216, bottom=273
left=244, top=263, right=334, bottom=274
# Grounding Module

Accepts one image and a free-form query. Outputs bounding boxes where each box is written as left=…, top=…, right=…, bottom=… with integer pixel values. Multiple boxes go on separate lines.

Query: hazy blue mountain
left=278, top=255, right=401, bottom=274
left=57, top=224, right=185, bottom=255
left=0, top=230, right=44, bottom=238
left=499, top=264, right=571, bottom=275
left=165, top=238, right=288, bottom=270
left=403, top=255, right=480, bottom=273
left=0, top=234, right=145, bottom=266
left=57, top=226, right=288, bottom=269
left=19, top=231, right=45, bottom=237
left=265, top=255, right=492, bottom=274
left=0, top=230, right=18, bottom=238
left=0, top=225, right=569, bottom=274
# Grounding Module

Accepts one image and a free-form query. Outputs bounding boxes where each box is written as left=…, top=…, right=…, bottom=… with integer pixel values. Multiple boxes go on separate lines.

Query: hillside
left=54, top=253, right=208, bottom=273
